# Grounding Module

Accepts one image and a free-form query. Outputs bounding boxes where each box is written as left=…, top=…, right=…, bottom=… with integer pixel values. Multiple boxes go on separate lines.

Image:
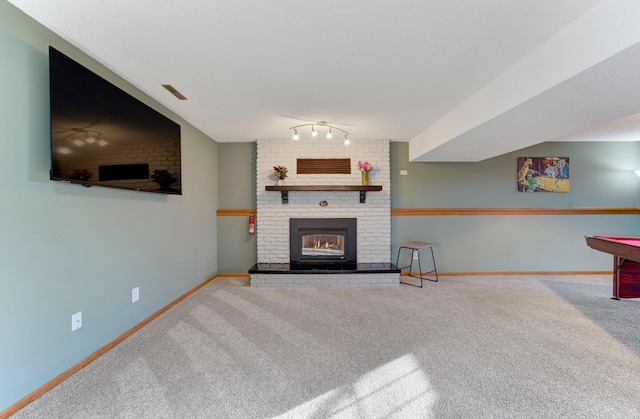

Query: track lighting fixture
left=289, top=121, right=351, bottom=145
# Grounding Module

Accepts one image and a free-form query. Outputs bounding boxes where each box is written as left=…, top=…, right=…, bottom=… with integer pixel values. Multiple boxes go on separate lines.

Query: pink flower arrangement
left=357, top=161, right=373, bottom=172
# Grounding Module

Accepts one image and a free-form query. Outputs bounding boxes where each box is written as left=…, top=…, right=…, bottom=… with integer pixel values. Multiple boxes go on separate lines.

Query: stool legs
left=427, top=246, right=439, bottom=283
left=396, top=246, right=438, bottom=287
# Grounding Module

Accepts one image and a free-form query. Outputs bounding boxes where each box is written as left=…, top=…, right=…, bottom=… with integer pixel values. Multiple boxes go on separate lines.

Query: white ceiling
left=8, top=0, right=640, bottom=161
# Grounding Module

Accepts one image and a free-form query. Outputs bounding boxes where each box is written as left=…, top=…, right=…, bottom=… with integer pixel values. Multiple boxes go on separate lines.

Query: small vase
left=277, top=179, right=284, bottom=186
left=361, top=171, right=369, bottom=186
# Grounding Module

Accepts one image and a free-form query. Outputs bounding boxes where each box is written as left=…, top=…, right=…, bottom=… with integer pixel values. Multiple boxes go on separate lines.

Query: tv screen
left=49, top=46, right=182, bottom=194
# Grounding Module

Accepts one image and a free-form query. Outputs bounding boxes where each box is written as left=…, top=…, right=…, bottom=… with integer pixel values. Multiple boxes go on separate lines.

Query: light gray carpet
left=11, top=275, right=640, bottom=418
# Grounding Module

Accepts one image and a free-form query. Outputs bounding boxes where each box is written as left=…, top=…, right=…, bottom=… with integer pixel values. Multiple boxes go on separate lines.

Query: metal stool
left=396, top=241, right=438, bottom=287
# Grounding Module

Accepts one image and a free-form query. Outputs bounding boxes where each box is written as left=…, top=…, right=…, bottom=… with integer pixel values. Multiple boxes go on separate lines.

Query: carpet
left=11, top=275, right=640, bottom=418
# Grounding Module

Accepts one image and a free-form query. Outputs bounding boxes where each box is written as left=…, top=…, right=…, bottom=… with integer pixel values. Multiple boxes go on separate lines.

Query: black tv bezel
left=48, top=46, right=182, bottom=195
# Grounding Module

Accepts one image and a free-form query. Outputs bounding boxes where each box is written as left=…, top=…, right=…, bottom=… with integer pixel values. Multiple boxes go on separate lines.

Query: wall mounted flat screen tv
left=49, top=46, right=182, bottom=194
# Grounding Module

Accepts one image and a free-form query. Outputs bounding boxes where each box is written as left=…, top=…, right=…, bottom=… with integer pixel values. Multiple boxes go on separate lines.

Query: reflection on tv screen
left=49, top=46, right=182, bottom=195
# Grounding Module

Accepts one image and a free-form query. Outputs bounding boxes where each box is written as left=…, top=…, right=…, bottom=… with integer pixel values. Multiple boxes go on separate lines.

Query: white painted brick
left=256, top=138, right=391, bottom=272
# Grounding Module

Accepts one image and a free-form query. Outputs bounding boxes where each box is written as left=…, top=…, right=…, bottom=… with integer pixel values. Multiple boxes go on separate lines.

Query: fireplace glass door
left=290, top=218, right=357, bottom=265
left=301, top=233, right=346, bottom=258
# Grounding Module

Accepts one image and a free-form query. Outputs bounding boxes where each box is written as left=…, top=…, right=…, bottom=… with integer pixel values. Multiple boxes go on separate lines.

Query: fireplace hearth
left=290, top=218, right=357, bottom=266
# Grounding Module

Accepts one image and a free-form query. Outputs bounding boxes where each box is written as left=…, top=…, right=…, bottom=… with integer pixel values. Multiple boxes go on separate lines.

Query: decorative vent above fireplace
left=297, top=158, right=351, bottom=174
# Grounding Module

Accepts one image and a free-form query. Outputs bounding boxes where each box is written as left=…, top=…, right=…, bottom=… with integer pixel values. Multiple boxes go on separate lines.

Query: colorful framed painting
left=517, top=157, right=569, bottom=192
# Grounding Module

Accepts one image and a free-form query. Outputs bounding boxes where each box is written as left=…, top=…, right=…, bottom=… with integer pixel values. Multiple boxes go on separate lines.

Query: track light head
left=288, top=122, right=351, bottom=145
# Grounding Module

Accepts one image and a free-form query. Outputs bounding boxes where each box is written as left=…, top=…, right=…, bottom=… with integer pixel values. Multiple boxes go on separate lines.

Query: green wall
left=214, top=141, right=640, bottom=273
left=391, top=141, right=640, bottom=272
left=217, top=142, right=257, bottom=272
left=0, top=2, right=219, bottom=411
left=392, top=141, right=638, bottom=208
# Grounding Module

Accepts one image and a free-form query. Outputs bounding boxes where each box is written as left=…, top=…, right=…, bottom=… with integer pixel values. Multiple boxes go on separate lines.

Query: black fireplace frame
left=290, top=218, right=357, bottom=265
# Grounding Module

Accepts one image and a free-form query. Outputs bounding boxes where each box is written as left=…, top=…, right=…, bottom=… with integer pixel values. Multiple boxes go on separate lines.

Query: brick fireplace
left=251, top=138, right=397, bottom=287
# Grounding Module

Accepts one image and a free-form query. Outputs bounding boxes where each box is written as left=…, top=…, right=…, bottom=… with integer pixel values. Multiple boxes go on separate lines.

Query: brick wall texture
left=256, top=138, right=391, bottom=264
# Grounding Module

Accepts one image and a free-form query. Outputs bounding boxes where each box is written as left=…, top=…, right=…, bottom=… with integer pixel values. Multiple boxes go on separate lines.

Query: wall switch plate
left=400, top=170, right=408, bottom=176
left=132, top=287, right=139, bottom=303
left=72, top=312, right=82, bottom=331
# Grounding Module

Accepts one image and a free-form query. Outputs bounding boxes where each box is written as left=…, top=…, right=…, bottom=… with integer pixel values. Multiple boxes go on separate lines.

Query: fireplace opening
left=290, top=218, right=357, bottom=266
left=302, top=234, right=345, bottom=257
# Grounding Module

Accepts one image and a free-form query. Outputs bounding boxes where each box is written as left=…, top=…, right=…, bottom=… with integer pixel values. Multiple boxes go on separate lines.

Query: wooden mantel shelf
left=265, top=185, right=382, bottom=203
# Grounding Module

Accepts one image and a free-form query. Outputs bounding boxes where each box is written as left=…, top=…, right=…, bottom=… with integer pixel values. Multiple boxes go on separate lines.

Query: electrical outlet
left=132, top=287, right=139, bottom=303
left=72, top=312, right=82, bottom=331
left=413, top=250, right=419, bottom=260
left=400, top=170, right=408, bottom=176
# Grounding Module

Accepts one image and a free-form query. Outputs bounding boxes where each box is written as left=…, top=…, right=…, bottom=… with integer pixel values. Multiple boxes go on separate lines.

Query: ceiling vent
left=162, top=84, right=187, bottom=100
